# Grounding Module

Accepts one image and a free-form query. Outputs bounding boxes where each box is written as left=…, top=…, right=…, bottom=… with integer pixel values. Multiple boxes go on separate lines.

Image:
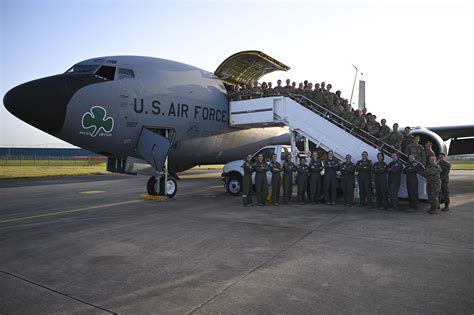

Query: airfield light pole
left=350, top=64, right=358, bottom=106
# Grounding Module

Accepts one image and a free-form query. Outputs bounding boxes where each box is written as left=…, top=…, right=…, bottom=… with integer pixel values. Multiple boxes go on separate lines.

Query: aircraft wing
left=215, top=50, right=290, bottom=86
left=428, top=125, right=474, bottom=156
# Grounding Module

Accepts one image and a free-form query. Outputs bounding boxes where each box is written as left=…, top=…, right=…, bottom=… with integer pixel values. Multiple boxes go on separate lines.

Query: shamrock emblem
left=81, top=106, right=114, bottom=137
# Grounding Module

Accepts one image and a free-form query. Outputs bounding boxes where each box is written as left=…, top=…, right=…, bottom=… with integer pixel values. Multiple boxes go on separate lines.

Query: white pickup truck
left=221, top=145, right=294, bottom=196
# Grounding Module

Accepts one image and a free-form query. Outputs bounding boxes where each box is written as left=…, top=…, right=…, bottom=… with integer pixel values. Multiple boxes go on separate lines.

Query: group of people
left=241, top=150, right=451, bottom=214
left=228, top=79, right=426, bottom=156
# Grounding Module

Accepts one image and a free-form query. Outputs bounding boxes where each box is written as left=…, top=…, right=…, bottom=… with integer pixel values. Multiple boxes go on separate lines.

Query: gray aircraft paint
left=55, top=56, right=289, bottom=172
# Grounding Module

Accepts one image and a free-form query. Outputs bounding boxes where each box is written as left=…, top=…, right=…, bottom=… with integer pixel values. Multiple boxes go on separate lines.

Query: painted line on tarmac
left=79, top=190, right=106, bottom=194
left=0, top=186, right=222, bottom=224
left=0, top=200, right=143, bottom=224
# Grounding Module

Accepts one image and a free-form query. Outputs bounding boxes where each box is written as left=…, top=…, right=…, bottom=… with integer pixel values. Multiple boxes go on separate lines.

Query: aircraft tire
left=146, top=176, right=178, bottom=198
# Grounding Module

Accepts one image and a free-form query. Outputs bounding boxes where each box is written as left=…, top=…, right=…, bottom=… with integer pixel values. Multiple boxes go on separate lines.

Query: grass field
left=0, top=160, right=472, bottom=179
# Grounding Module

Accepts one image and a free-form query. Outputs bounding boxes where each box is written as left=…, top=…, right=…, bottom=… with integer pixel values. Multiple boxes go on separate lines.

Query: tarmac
left=0, top=170, right=473, bottom=314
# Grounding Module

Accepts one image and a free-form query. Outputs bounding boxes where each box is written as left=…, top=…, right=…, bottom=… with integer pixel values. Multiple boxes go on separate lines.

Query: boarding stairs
left=229, top=95, right=427, bottom=199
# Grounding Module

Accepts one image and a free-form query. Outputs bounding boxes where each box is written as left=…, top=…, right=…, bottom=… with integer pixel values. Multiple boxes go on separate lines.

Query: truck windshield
left=65, top=64, right=100, bottom=74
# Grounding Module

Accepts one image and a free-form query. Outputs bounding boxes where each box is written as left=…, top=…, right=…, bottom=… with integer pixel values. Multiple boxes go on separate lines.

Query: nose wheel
left=147, top=175, right=177, bottom=198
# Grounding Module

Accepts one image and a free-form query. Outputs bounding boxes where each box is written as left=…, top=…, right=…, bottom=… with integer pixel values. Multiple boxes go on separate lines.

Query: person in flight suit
left=386, top=153, right=403, bottom=210
left=340, top=154, right=356, bottom=206
left=437, top=153, right=451, bottom=211
left=356, top=151, right=373, bottom=207
left=423, top=155, right=442, bottom=214
left=403, top=154, right=424, bottom=211
left=296, top=157, right=310, bottom=204
left=372, top=152, right=389, bottom=210
left=269, top=153, right=282, bottom=206
left=324, top=151, right=340, bottom=205
left=254, top=153, right=269, bottom=206
left=308, top=151, right=323, bottom=204
left=406, top=135, right=426, bottom=166
left=242, top=154, right=254, bottom=207
left=282, top=154, right=296, bottom=204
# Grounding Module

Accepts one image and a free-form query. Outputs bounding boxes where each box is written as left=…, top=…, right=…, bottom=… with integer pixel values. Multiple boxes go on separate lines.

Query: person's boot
left=428, top=205, right=440, bottom=214
left=442, top=201, right=450, bottom=211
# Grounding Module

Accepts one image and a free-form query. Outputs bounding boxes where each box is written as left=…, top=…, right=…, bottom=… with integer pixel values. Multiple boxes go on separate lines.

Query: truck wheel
left=226, top=175, right=242, bottom=196
left=147, top=176, right=178, bottom=198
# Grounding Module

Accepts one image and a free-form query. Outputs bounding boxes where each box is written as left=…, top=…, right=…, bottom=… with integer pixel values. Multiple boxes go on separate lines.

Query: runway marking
left=0, top=200, right=143, bottom=224
left=79, top=190, right=106, bottom=194
left=0, top=186, right=222, bottom=225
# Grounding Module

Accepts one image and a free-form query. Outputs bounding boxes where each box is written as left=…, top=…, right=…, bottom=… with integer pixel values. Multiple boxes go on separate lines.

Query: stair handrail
left=287, top=93, right=409, bottom=164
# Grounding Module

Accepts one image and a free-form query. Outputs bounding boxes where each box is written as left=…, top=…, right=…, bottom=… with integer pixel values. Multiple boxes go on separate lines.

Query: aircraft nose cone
left=3, top=75, right=69, bottom=135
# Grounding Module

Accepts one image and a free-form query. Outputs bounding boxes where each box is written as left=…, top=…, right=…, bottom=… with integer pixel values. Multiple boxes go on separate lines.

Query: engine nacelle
left=411, top=127, right=447, bottom=156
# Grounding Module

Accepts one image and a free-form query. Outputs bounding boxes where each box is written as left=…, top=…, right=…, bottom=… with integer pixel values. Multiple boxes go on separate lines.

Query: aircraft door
left=135, top=127, right=171, bottom=172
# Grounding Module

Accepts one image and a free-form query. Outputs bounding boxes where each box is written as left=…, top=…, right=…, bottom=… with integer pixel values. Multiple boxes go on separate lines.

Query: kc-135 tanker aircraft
left=4, top=51, right=474, bottom=198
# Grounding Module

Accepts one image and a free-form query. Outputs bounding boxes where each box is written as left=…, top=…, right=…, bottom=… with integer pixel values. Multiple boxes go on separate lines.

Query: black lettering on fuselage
left=215, top=109, right=221, bottom=122
left=194, top=106, right=201, bottom=119
left=152, top=100, right=161, bottom=115
left=181, top=104, right=189, bottom=118
left=222, top=110, right=227, bottom=123
left=169, top=103, right=176, bottom=116
left=202, top=107, right=209, bottom=120
left=134, top=98, right=144, bottom=113
left=209, top=108, right=215, bottom=121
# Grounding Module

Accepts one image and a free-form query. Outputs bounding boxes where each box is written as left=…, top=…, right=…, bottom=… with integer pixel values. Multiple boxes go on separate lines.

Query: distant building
left=0, top=147, right=101, bottom=158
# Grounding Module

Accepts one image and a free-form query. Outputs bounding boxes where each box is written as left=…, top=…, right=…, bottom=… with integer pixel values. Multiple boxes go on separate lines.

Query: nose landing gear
left=147, top=175, right=177, bottom=199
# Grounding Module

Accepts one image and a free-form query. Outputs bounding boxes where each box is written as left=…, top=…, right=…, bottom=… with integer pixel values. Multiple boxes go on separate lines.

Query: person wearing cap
left=282, top=154, right=297, bottom=204
left=386, top=153, right=403, bottom=210
left=296, top=157, right=310, bottom=204
left=406, top=135, right=426, bottom=165
left=424, top=141, right=436, bottom=166
left=403, top=154, right=425, bottom=211
left=340, top=154, right=356, bottom=206
left=366, top=115, right=381, bottom=138
left=422, top=155, right=442, bottom=214
left=308, top=151, right=323, bottom=204
left=242, top=154, right=254, bottom=206
left=438, top=153, right=451, bottom=211
left=355, top=151, right=373, bottom=207
left=323, top=151, right=340, bottom=205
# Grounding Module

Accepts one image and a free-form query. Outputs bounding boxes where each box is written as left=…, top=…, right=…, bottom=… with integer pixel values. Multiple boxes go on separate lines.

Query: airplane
left=4, top=50, right=474, bottom=198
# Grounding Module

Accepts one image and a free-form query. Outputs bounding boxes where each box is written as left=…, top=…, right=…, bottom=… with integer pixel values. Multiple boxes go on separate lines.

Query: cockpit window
left=65, top=64, right=99, bottom=74
left=118, top=68, right=135, bottom=79
left=95, top=65, right=116, bottom=81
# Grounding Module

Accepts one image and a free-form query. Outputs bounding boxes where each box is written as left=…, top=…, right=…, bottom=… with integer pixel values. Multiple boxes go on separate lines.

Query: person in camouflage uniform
left=378, top=119, right=391, bottom=142
left=308, top=151, right=323, bottom=204
left=372, top=152, right=389, bottom=210
left=282, top=79, right=292, bottom=96
left=352, top=110, right=366, bottom=130
left=269, top=153, right=282, bottom=205
left=424, top=141, right=436, bottom=166
left=340, top=154, right=356, bottom=206
left=423, top=155, right=442, bottom=214
left=324, top=84, right=335, bottom=108
left=324, top=151, right=340, bottom=205
left=274, top=79, right=284, bottom=95
left=250, top=81, right=262, bottom=99
left=296, top=157, right=310, bottom=204
left=356, top=151, right=373, bottom=207
left=438, top=153, right=451, bottom=211
left=403, top=154, right=424, bottom=211
left=254, top=153, right=269, bottom=206
left=366, top=115, right=381, bottom=138
left=312, top=83, right=324, bottom=106
left=282, top=154, right=296, bottom=204
left=401, top=127, right=414, bottom=154
left=387, top=123, right=403, bottom=152
left=406, top=135, right=426, bottom=165
left=242, top=154, right=254, bottom=206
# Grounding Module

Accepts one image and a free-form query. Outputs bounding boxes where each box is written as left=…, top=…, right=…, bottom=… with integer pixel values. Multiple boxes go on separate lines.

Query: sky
left=1, top=0, right=473, bottom=146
